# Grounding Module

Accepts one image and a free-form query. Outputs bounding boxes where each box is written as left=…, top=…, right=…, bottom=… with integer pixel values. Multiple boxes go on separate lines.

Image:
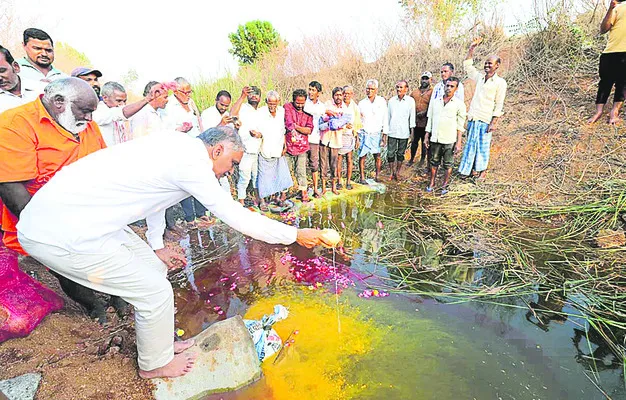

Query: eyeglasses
left=177, top=89, right=193, bottom=95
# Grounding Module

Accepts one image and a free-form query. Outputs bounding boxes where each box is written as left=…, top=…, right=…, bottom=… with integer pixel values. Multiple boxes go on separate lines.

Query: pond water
left=171, top=187, right=625, bottom=400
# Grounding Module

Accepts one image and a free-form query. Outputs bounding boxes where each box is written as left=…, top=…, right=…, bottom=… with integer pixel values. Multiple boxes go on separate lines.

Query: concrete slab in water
left=0, top=373, right=41, bottom=400
left=153, top=316, right=261, bottom=400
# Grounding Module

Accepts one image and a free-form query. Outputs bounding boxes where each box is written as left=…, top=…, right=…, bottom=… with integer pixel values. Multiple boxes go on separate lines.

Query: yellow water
left=243, top=289, right=375, bottom=400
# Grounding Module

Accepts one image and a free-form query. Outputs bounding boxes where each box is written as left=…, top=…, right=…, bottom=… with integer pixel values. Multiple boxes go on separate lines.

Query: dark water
left=172, top=188, right=625, bottom=400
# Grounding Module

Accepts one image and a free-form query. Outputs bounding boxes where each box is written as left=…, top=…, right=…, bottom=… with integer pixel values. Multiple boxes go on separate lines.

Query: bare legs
left=610, top=101, right=624, bottom=125
left=337, top=152, right=354, bottom=189
left=358, top=154, right=382, bottom=182
left=588, top=103, right=604, bottom=124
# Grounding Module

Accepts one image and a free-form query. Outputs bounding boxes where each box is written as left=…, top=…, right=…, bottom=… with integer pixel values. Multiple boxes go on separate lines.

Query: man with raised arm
left=458, top=38, right=507, bottom=180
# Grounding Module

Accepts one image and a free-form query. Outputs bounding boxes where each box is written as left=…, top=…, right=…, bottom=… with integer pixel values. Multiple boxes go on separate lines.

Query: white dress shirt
left=431, top=80, right=465, bottom=103
left=463, top=59, right=508, bottom=124
left=0, top=77, right=45, bottom=114
left=238, top=103, right=262, bottom=154
left=257, top=106, right=285, bottom=158
left=160, top=95, right=201, bottom=137
left=131, top=104, right=164, bottom=138
left=425, top=96, right=467, bottom=144
left=93, top=101, right=130, bottom=146
left=201, top=105, right=229, bottom=128
left=358, top=96, right=389, bottom=134
left=17, top=132, right=297, bottom=253
left=304, top=98, right=326, bottom=144
left=387, top=95, right=416, bottom=139
left=16, top=58, right=67, bottom=82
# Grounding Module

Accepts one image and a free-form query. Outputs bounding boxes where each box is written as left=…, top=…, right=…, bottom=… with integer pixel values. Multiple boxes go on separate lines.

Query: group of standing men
left=0, top=27, right=333, bottom=379
left=0, top=26, right=507, bottom=380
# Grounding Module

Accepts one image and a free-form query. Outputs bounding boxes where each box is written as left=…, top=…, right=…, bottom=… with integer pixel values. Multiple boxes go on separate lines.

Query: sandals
left=425, top=186, right=433, bottom=193
left=259, top=202, right=269, bottom=212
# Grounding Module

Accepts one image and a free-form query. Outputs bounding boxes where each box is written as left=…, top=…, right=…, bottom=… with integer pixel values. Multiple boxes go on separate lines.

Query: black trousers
left=596, top=52, right=626, bottom=104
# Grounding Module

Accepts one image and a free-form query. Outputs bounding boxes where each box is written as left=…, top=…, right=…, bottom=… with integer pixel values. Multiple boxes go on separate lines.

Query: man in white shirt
left=304, top=81, right=326, bottom=198
left=425, top=77, right=466, bottom=195
left=17, top=28, right=67, bottom=83
left=458, top=38, right=508, bottom=180
left=358, top=79, right=388, bottom=183
left=256, top=91, right=292, bottom=210
left=17, top=126, right=332, bottom=379
left=160, top=77, right=203, bottom=137
left=386, top=80, right=416, bottom=181
left=199, top=90, right=237, bottom=196
left=131, top=81, right=170, bottom=138
left=93, top=81, right=156, bottom=146
left=231, top=86, right=263, bottom=205
left=0, top=46, right=44, bottom=113
left=161, top=77, right=208, bottom=226
left=430, top=62, right=465, bottom=103
left=201, top=90, right=233, bottom=127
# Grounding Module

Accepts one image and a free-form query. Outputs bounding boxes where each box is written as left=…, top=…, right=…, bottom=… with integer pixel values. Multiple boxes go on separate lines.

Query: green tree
left=228, top=20, right=284, bottom=65
left=399, top=0, right=485, bottom=38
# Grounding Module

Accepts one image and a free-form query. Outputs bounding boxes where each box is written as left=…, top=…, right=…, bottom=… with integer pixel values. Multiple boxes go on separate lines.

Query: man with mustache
left=17, top=28, right=66, bottom=83
left=71, top=67, right=103, bottom=98
left=0, top=45, right=44, bottom=113
left=0, top=78, right=122, bottom=322
left=458, top=37, right=508, bottom=180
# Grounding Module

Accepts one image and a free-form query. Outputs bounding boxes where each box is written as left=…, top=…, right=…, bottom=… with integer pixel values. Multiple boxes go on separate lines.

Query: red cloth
left=284, top=102, right=313, bottom=156
left=0, top=242, right=63, bottom=343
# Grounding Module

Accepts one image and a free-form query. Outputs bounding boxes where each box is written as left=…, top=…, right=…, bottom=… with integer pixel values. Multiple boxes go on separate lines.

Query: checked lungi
left=458, top=120, right=491, bottom=176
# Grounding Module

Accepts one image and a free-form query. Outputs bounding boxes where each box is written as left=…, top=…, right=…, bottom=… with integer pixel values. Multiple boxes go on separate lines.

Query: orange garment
left=0, top=96, right=106, bottom=254
left=410, top=87, right=433, bottom=128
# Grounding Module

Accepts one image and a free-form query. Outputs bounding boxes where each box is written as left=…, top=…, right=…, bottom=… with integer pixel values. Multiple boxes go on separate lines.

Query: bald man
left=0, top=77, right=125, bottom=322
left=458, top=38, right=507, bottom=180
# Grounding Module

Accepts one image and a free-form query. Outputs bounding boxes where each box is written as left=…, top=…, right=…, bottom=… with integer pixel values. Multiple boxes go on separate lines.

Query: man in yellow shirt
left=588, top=0, right=626, bottom=125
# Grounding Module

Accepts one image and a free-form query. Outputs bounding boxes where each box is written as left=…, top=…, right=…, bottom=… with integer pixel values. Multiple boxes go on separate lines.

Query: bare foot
left=587, top=112, right=603, bottom=124
left=174, top=339, right=195, bottom=354
left=609, top=112, right=621, bottom=125
left=138, top=351, right=198, bottom=379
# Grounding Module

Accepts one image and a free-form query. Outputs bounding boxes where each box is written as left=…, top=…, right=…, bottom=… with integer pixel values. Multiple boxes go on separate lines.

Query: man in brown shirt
left=409, top=71, right=433, bottom=166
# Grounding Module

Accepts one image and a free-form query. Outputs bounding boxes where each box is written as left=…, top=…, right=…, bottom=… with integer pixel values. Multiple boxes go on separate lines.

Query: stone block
left=153, top=315, right=261, bottom=400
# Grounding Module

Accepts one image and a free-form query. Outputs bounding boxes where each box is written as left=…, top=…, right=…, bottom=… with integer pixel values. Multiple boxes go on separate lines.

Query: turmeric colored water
left=173, top=191, right=626, bottom=400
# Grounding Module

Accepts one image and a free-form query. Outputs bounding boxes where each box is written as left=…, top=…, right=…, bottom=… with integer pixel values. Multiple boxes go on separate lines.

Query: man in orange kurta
left=0, top=77, right=122, bottom=323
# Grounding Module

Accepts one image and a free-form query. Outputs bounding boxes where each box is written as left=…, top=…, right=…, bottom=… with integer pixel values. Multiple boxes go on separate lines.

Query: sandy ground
left=1, top=79, right=624, bottom=399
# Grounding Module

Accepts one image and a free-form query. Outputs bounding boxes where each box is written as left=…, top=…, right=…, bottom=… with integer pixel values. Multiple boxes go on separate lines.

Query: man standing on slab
left=17, top=126, right=333, bottom=379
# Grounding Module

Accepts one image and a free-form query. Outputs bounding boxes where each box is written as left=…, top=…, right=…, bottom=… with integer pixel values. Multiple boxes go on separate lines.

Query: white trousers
left=236, top=153, right=259, bottom=200
left=19, top=228, right=174, bottom=371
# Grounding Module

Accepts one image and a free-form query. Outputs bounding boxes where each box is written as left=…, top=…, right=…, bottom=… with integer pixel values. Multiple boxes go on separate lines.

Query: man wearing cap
left=72, top=67, right=102, bottom=98
left=17, top=28, right=67, bottom=83
left=0, top=45, right=45, bottom=114
left=409, top=72, right=433, bottom=167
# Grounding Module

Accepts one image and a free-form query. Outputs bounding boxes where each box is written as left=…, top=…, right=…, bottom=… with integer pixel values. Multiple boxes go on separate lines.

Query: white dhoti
left=19, top=228, right=174, bottom=371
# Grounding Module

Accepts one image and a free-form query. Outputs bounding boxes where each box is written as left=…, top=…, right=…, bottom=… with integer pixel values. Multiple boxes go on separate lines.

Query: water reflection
left=170, top=190, right=625, bottom=399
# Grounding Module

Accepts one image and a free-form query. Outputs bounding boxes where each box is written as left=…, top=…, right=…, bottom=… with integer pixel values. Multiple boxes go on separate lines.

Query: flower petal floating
left=357, top=289, right=390, bottom=299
